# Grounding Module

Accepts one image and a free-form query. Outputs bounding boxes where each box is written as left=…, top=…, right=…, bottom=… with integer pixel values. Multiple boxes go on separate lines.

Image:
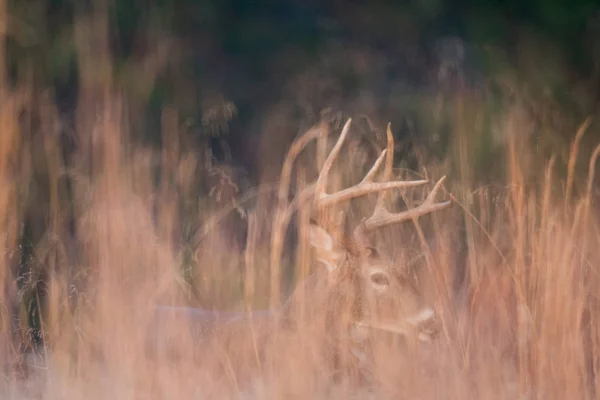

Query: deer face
left=357, top=247, right=440, bottom=342
left=308, top=224, right=440, bottom=344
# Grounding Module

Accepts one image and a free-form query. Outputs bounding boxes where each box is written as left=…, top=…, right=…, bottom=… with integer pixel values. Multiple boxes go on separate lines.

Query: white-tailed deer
left=149, top=118, right=452, bottom=389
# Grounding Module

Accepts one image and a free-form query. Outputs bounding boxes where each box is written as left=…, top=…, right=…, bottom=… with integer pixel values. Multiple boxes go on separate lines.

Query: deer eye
left=365, top=247, right=379, bottom=258
left=370, top=272, right=390, bottom=287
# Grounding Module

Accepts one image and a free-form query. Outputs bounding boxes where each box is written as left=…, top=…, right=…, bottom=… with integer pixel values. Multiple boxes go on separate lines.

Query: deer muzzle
left=354, top=307, right=441, bottom=342
left=407, top=307, right=441, bottom=342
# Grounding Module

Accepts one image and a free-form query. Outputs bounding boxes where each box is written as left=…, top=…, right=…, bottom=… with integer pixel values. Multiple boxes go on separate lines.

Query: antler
left=358, top=123, right=452, bottom=233
left=313, top=119, right=429, bottom=209
left=311, top=119, right=452, bottom=245
left=362, top=175, right=451, bottom=231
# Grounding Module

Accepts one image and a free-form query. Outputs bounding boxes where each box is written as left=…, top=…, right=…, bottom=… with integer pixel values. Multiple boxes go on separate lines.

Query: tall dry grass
left=0, top=3, right=599, bottom=400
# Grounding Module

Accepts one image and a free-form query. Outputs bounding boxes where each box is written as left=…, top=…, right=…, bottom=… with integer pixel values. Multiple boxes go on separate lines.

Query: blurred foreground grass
left=0, top=2, right=600, bottom=399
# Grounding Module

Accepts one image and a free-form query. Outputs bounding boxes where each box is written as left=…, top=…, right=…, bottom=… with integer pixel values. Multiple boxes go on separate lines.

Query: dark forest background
left=7, top=0, right=600, bottom=177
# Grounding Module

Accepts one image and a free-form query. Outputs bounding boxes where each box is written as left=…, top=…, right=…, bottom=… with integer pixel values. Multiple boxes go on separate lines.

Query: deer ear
left=308, top=224, right=334, bottom=250
left=307, top=224, right=344, bottom=272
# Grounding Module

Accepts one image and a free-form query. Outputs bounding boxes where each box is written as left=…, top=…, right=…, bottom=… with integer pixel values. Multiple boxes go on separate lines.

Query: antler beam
left=362, top=175, right=452, bottom=231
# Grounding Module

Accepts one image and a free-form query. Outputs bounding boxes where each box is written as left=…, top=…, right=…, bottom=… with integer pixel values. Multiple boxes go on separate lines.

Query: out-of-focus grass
left=0, top=3, right=600, bottom=400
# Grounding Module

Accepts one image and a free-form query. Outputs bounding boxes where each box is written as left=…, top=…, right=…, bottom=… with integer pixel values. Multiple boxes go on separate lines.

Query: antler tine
left=374, top=122, right=395, bottom=211
left=314, top=118, right=353, bottom=201
left=314, top=119, right=429, bottom=209
left=362, top=175, right=452, bottom=232
left=361, top=148, right=387, bottom=183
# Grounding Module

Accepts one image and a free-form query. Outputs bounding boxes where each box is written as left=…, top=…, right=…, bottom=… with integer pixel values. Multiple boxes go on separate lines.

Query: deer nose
left=418, top=314, right=441, bottom=342
left=406, top=307, right=441, bottom=342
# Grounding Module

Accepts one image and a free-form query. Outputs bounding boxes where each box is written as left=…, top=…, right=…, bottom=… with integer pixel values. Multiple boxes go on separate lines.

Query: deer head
left=307, top=224, right=440, bottom=345
left=293, top=119, right=452, bottom=350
